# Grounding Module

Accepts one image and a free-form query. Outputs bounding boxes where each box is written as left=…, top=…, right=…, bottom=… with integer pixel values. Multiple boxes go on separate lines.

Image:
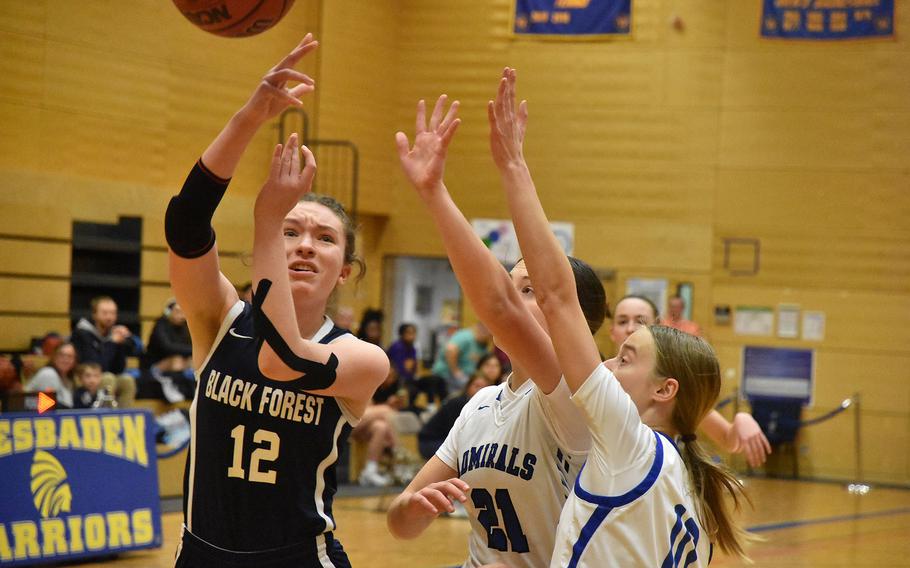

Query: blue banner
left=742, top=346, right=814, bottom=404
left=761, top=0, right=893, bottom=40
left=514, top=0, right=631, bottom=38
left=0, top=409, right=162, bottom=566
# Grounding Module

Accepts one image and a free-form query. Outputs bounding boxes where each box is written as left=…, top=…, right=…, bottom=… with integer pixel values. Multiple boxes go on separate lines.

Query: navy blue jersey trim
left=656, top=430, right=682, bottom=458
left=567, top=506, right=611, bottom=568
left=573, top=430, right=664, bottom=507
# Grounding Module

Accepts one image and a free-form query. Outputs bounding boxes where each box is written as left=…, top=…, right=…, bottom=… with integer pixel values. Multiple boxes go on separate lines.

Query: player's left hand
left=254, top=133, right=316, bottom=223
left=730, top=412, right=772, bottom=467
left=488, top=67, right=528, bottom=171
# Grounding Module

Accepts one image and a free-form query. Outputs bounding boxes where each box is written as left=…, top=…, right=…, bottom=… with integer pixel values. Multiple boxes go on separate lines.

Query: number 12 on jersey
left=228, top=424, right=280, bottom=484
left=472, top=488, right=529, bottom=553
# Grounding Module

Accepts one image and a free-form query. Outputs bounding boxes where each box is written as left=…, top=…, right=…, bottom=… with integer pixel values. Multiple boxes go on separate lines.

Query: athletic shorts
left=175, top=525, right=351, bottom=568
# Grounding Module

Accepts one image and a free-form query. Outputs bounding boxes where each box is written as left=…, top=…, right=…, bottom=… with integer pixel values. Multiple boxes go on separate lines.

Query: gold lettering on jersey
left=205, top=370, right=323, bottom=425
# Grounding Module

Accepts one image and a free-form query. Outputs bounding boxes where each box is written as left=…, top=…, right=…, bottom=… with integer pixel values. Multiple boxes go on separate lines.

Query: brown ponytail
left=650, top=325, right=755, bottom=559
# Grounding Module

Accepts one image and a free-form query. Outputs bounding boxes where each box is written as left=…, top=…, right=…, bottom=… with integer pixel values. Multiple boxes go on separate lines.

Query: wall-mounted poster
left=625, top=278, right=668, bottom=317
left=734, top=306, right=774, bottom=337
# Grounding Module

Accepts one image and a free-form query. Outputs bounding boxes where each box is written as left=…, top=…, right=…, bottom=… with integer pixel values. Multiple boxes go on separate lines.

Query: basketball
left=172, top=0, right=296, bottom=38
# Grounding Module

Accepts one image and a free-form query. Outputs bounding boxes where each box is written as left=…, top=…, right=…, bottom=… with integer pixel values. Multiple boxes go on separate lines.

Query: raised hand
left=488, top=67, right=529, bottom=171
left=254, top=133, right=316, bottom=222
left=404, top=477, right=470, bottom=516
left=395, top=95, right=461, bottom=196
left=243, top=33, right=318, bottom=124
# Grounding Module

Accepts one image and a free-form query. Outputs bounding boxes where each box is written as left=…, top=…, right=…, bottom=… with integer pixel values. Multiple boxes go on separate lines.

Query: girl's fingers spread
left=269, top=144, right=283, bottom=177
left=299, top=145, right=315, bottom=170
left=438, top=100, right=460, bottom=132
left=288, top=84, right=315, bottom=99
left=415, top=100, right=426, bottom=134
left=267, top=68, right=314, bottom=85
left=441, top=118, right=461, bottom=145
left=429, top=94, right=447, bottom=131
left=394, top=131, right=411, bottom=160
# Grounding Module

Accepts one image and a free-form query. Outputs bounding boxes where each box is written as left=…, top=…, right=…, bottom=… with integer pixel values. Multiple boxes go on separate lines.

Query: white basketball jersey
left=437, top=377, right=589, bottom=568
left=550, top=365, right=712, bottom=568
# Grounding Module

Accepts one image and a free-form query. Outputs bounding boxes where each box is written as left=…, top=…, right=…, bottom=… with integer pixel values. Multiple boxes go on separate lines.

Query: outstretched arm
left=700, top=409, right=772, bottom=467
left=490, top=69, right=600, bottom=392
left=396, top=96, right=562, bottom=391
left=169, top=35, right=318, bottom=366
left=251, top=135, right=389, bottom=410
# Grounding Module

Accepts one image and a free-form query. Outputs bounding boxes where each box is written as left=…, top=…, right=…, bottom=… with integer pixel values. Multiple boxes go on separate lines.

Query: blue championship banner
left=761, top=0, right=894, bottom=40
left=0, top=409, right=162, bottom=565
left=514, top=0, right=631, bottom=38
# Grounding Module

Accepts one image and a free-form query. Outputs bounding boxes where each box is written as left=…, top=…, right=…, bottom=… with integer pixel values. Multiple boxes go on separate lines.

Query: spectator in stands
left=143, top=299, right=192, bottom=372
left=417, top=373, right=494, bottom=460
left=72, top=362, right=103, bottom=409
left=429, top=322, right=491, bottom=395
left=0, top=356, right=22, bottom=400
left=357, top=308, right=385, bottom=346
left=25, top=342, right=77, bottom=408
left=351, top=368, right=402, bottom=487
left=663, top=294, right=702, bottom=337
left=388, top=323, right=418, bottom=400
left=70, top=295, right=138, bottom=407
left=473, top=352, right=504, bottom=386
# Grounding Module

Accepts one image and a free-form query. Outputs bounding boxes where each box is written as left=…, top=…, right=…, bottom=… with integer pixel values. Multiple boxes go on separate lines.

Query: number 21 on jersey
left=228, top=424, right=280, bottom=484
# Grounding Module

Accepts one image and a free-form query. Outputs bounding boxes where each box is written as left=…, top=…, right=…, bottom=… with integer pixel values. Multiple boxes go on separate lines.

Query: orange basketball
left=172, top=0, right=296, bottom=38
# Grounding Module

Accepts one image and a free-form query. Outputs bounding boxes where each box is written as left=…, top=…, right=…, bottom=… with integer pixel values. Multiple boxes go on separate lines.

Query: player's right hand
left=407, top=477, right=470, bottom=516
left=242, top=34, right=318, bottom=124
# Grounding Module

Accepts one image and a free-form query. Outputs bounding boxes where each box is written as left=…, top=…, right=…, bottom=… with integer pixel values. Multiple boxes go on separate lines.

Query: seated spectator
left=143, top=299, right=192, bottom=372
left=25, top=342, right=77, bottom=408
left=72, top=362, right=103, bottom=409
left=351, top=369, right=402, bottom=487
left=70, top=295, right=139, bottom=407
left=357, top=308, right=385, bottom=346
left=473, top=352, right=504, bottom=386
left=429, top=322, right=492, bottom=396
left=0, top=355, right=22, bottom=398
left=417, top=373, right=494, bottom=460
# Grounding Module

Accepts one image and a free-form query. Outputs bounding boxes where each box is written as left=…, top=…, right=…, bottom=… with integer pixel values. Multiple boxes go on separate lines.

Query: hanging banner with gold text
left=761, top=0, right=893, bottom=40
left=514, top=0, right=632, bottom=39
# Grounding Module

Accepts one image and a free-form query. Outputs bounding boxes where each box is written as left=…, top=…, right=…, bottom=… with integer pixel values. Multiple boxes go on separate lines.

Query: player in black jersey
left=166, top=34, right=390, bottom=567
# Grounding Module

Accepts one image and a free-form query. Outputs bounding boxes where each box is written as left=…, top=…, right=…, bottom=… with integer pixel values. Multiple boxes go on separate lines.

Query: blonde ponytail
left=649, top=325, right=756, bottom=560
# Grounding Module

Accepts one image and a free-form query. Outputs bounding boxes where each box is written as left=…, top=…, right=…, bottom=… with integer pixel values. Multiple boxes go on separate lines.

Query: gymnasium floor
left=79, top=477, right=910, bottom=567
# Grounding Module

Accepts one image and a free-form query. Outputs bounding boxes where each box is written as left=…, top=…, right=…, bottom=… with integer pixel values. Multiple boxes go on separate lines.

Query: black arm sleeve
left=165, top=160, right=230, bottom=259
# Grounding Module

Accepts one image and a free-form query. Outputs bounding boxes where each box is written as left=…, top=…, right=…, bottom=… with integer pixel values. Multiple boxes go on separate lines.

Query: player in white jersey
left=386, top=95, right=607, bottom=567
left=491, top=68, right=753, bottom=566
left=610, top=295, right=773, bottom=468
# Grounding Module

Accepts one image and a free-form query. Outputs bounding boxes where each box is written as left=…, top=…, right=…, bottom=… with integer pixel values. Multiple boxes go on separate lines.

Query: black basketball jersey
left=183, top=301, right=355, bottom=552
